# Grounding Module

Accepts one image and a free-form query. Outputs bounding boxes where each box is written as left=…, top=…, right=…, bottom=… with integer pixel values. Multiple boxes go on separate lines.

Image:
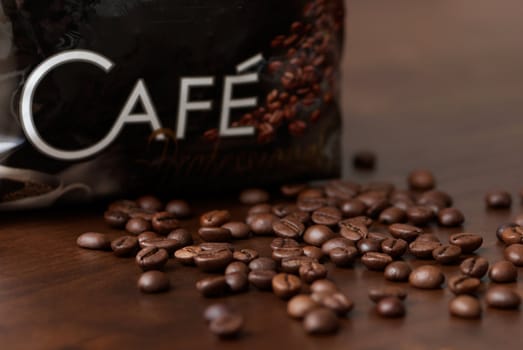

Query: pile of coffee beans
left=77, top=169, right=523, bottom=339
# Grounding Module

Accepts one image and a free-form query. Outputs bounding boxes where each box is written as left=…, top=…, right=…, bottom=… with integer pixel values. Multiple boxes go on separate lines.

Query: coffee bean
left=299, top=262, right=328, bottom=283
left=111, top=236, right=139, bottom=257
left=408, top=169, right=435, bottom=191
left=140, top=238, right=181, bottom=254
left=438, top=208, right=465, bottom=227
left=76, top=232, right=111, bottom=250
left=166, top=228, right=193, bottom=247
left=271, top=237, right=300, bottom=250
left=209, top=313, right=244, bottom=338
left=489, top=260, right=518, bottom=283
left=194, top=249, right=234, bottom=272
left=272, top=273, right=302, bottom=299
left=316, top=292, right=354, bottom=316
left=285, top=210, right=311, bottom=224
left=128, top=209, right=155, bottom=221
left=226, top=261, right=250, bottom=275
left=239, top=188, right=270, bottom=204
left=409, top=240, right=441, bottom=259
left=310, top=279, right=338, bottom=294
left=432, top=245, right=462, bottom=265
left=485, top=190, right=512, bottom=209
left=499, top=226, right=523, bottom=245
left=198, top=227, right=232, bottom=242
left=322, top=237, right=354, bottom=255
left=200, top=210, right=231, bottom=227
left=281, top=184, right=307, bottom=197
left=357, top=238, right=381, bottom=254
left=460, top=256, right=489, bottom=278
left=384, top=261, right=412, bottom=282
left=340, top=199, right=367, bottom=218
left=273, top=216, right=305, bottom=239
left=297, top=196, right=327, bottom=212
left=248, top=270, right=276, bottom=290
left=504, top=244, right=523, bottom=266
left=357, top=191, right=387, bottom=208
left=339, top=220, right=368, bottom=242
left=249, top=257, right=276, bottom=271
left=137, top=231, right=160, bottom=244
left=368, top=286, right=408, bottom=302
left=200, top=242, right=234, bottom=252
left=165, top=199, right=192, bottom=218
left=104, top=210, right=129, bottom=228
left=137, top=195, right=163, bottom=212
left=249, top=213, right=279, bottom=235
left=376, top=297, right=405, bottom=318
left=287, top=294, right=319, bottom=319
left=418, top=190, right=453, bottom=208
left=448, top=275, right=481, bottom=295
left=449, top=233, right=483, bottom=254
left=126, top=218, right=152, bottom=234
left=248, top=204, right=273, bottom=216
left=406, top=206, right=434, bottom=226
left=204, top=303, right=233, bottom=323
left=138, top=271, right=170, bottom=293
left=151, top=212, right=180, bottom=234
left=233, top=249, right=259, bottom=264
left=225, top=272, right=249, bottom=293
left=485, top=286, right=521, bottom=309
left=365, top=198, right=390, bottom=219
left=272, top=203, right=298, bottom=218
left=368, top=232, right=390, bottom=242
left=515, top=214, right=523, bottom=226
left=136, top=247, right=169, bottom=271
left=416, top=233, right=441, bottom=243
left=381, top=238, right=408, bottom=258
left=353, top=151, right=376, bottom=170
left=174, top=246, right=202, bottom=265
left=449, top=295, right=481, bottom=319
left=108, top=199, right=138, bottom=213
left=222, top=222, right=251, bottom=239
left=272, top=247, right=304, bottom=263
left=379, top=207, right=407, bottom=224
left=281, top=256, right=317, bottom=274
left=303, top=246, right=325, bottom=260
left=303, top=308, right=339, bottom=335
left=311, top=206, right=342, bottom=226
left=361, top=252, right=393, bottom=271
left=409, top=265, right=445, bottom=289
left=329, top=247, right=358, bottom=267
left=196, top=276, right=229, bottom=297
left=388, top=223, right=422, bottom=242
left=303, top=225, right=335, bottom=247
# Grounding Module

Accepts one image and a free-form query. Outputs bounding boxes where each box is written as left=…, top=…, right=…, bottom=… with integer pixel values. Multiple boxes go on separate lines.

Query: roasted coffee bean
left=418, top=190, right=453, bottom=208
left=319, top=292, right=354, bottom=316
left=449, top=233, right=483, bottom=254
left=200, top=242, right=234, bottom=252
left=165, top=199, right=191, bottom=218
left=239, top=188, right=270, bottom=205
left=322, top=237, right=354, bottom=255
left=297, top=196, right=327, bottom=212
left=368, top=286, right=408, bottom=302
left=329, top=247, right=358, bottom=267
left=376, top=297, right=405, bottom=318
left=388, top=223, right=422, bottom=242
left=379, top=207, right=407, bottom=224
left=167, top=228, right=193, bottom=247
left=136, top=247, right=169, bottom=271
left=281, top=184, right=307, bottom=197
left=233, top=249, right=259, bottom=264
left=200, top=210, right=231, bottom=227
left=226, top=261, right=250, bottom=275
left=249, top=257, right=277, bottom=271
left=299, top=262, right=328, bottom=283
left=514, top=214, right=523, bottom=226
left=138, top=271, right=170, bottom=293
left=303, top=225, right=335, bottom=247
left=432, top=245, right=462, bottom=265
left=384, top=261, right=412, bottom=282
left=357, top=191, right=387, bottom=208
left=409, top=265, right=445, bottom=289
left=272, top=203, right=298, bottom=218
left=128, top=208, right=155, bottom=221
left=438, top=208, right=465, bottom=227
left=272, top=247, right=304, bottom=263
left=485, top=286, right=521, bottom=309
left=406, top=206, right=434, bottom=226
left=392, top=198, right=415, bottom=211
left=409, top=240, right=441, bottom=259
left=408, top=169, right=435, bottom=191
left=310, top=279, right=338, bottom=294
left=271, top=237, right=300, bottom=250
left=460, top=256, right=489, bottom=278
left=281, top=256, right=317, bottom=274
left=340, top=199, right=367, bottom=218
left=504, top=244, right=523, bottom=266
left=366, top=198, right=390, bottom=219
left=357, top=238, right=381, bottom=254
left=489, top=260, right=518, bottom=283
left=204, top=303, right=233, bottom=323
left=111, top=236, right=139, bottom=257
left=222, top=222, right=251, bottom=239
left=303, top=308, right=339, bottom=335
left=448, top=275, right=481, bottom=295
left=303, top=246, right=325, bottom=260
left=272, top=273, right=302, bottom=299
left=248, top=270, right=276, bottom=290
left=209, top=313, right=244, bottom=338
left=225, top=272, right=249, bottom=293
left=339, top=220, right=368, bottom=242
left=198, top=227, right=232, bottom=242
left=151, top=212, right=180, bottom=234
left=368, top=231, right=390, bottom=243
left=416, top=233, right=441, bottom=243
left=273, top=216, right=305, bottom=239
left=499, top=225, right=523, bottom=245
left=140, top=238, right=180, bottom=254
left=126, top=218, right=152, bottom=234
left=248, top=204, right=273, bottom=216
left=104, top=210, right=129, bottom=228
left=298, top=188, right=325, bottom=200
left=194, top=249, right=234, bottom=272
left=138, top=231, right=160, bottom=244
left=381, top=238, right=408, bottom=258
left=311, top=206, right=342, bottom=226
left=76, top=232, right=111, bottom=250
left=287, top=294, right=319, bottom=319
left=108, top=200, right=138, bottom=213
left=249, top=213, right=279, bottom=235
left=390, top=189, right=415, bottom=202
left=485, top=190, right=512, bottom=209
left=285, top=210, right=310, bottom=224
left=137, top=195, right=163, bottom=212
left=361, top=252, right=393, bottom=271
left=174, top=246, right=202, bottom=265
left=449, top=295, right=482, bottom=319
left=196, top=276, right=229, bottom=297
left=353, top=151, right=376, bottom=170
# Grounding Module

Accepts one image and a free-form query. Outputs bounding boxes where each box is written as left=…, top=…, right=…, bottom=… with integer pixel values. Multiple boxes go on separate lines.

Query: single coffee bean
left=166, top=228, right=193, bottom=247
left=438, top=208, right=465, bottom=227
left=432, top=245, right=462, bottom=265
left=271, top=237, right=300, bottom=250
left=174, top=246, right=202, bottom=265
left=285, top=210, right=310, bottom=224
left=504, top=244, right=523, bottom=266
left=249, top=257, right=276, bottom=271
left=303, top=308, right=339, bottom=335
left=409, top=265, right=445, bottom=289
left=368, top=286, right=408, bottom=302
left=365, top=198, right=390, bottom=219
left=449, top=233, right=483, bottom=254
left=408, top=169, right=435, bottom=191
left=248, top=204, right=273, bottom=216
left=368, top=231, right=390, bottom=243
left=281, top=184, right=307, bottom=197
left=388, top=223, right=422, bottom=242
left=379, top=207, right=407, bottom=225
left=204, top=303, right=233, bottom=323
left=200, top=210, right=231, bottom=227
left=126, top=218, right=152, bottom=234
left=76, top=232, right=111, bottom=250
left=460, top=256, right=489, bottom=278
left=287, top=294, right=319, bottom=319
left=200, top=242, right=234, bottom=252
left=222, top=222, right=251, bottom=239
left=137, top=271, right=170, bottom=293
left=165, top=199, right=191, bottom=218
left=310, top=279, right=338, bottom=294
left=392, top=198, right=415, bottom=211
left=194, top=249, right=234, bottom=273
left=273, top=216, right=305, bottom=239
left=353, top=151, right=376, bottom=170
left=209, top=313, right=244, bottom=338
left=233, top=249, right=259, bottom=264
left=280, top=256, right=317, bottom=274
left=225, top=272, right=249, bottom=293
left=496, top=223, right=519, bottom=241
left=104, top=210, right=129, bottom=228
left=138, top=231, right=160, bottom=244
left=151, top=212, right=180, bottom=234
left=198, top=227, right=232, bottom=242
left=128, top=208, right=155, bottom=221
left=239, top=188, right=270, bottom=204
left=500, top=226, right=523, bottom=245
left=485, top=190, right=512, bottom=209
left=384, top=261, right=412, bottom=282
left=297, top=196, right=328, bottom=212
left=361, top=252, right=393, bottom=271
left=108, top=199, right=138, bottom=213
left=311, top=207, right=342, bottom=226
left=485, top=286, right=521, bottom=309
left=248, top=270, right=276, bottom=290
left=357, top=238, right=381, bottom=254
left=111, top=236, right=139, bottom=257
left=357, top=191, right=387, bottom=208
left=196, top=276, right=229, bottom=298
left=272, top=273, right=302, bottom=299
left=322, top=237, right=354, bottom=255
left=299, top=262, right=328, bottom=283
left=416, top=233, right=441, bottom=243
left=137, top=195, right=163, bottom=212
left=225, top=261, right=250, bottom=275
left=376, top=297, right=405, bottom=318
left=448, top=275, right=481, bottom=295
left=489, top=260, right=518, bottom=283
left=304, top=225, right=335, bottom=247
left=136, top=247, right=169, bottom=271
left=329, top=247, right=358, bottom=267
left=318, top=292, right=354, bottom=316
left=272, top=203, right=298, bottom=218
left=409, top=240, right=441, bottom=259
left=381, top=238, right=408, bottom=258
left=339, top=221, right=368, bottom=242
left=249, top=213, right=279, bottom=235
left=340, top=199, right=367, bottom=218
left=449, top=295, right=482, bottom=319
left=303, top=246, right=325, bottom=260
left=418, top=190, right=453, bottom=207
left=140, top=238, right=181, bottom=254
left=272, top=247, right=304, bottom=263
left=406, top=206, right=434, bottom=226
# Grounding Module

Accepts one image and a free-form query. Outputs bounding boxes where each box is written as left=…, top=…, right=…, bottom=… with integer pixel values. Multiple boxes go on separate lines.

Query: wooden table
left=2, top=0, right=523, bottom=349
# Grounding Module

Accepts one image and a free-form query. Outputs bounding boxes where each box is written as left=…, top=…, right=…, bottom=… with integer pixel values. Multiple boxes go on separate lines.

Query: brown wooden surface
left=2, top=1, right=523, bottom=349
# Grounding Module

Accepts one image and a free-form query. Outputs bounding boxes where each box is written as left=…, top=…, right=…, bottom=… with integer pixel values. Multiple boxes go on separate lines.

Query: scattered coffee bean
left=376, top=297, right=405, bottom=318
left=408, top=170, right=435, bottom=191
left=299, top=262, right=328, bottom=283
left=449, top=233, right=483, bottom=254
left=138, top=231, right=160, bottom=244
left=136, top=247, right=169, bottom=271
left=200, top=242, right=234, bottom=252
left=151, top=212, right=180, bottom=234
left=174, top=246, right=202, bottom=265
left=381, top=238, right=408, bottom=258
left=248, top=204, right=273, bottom=216
left=303, top=246, right=325, bottom=260
left=329, top=247, right=358, bottom=267
left=281, top=256, right=317, bottom=274
left=249, top=213, right=279, bottom=235
left=225, top=272, right=249, bottom=293
left=194, top=249, right=234, bottom=272
left=322, top=237, right=354, bottom=255
left=448, top=275, right=481, bottom=295
left=361, top=252, right=393, bottom=271
left=196, top=276, right=229, bottom=297
left=388, top=223, right=422, bottom=242
left=198, top=227, right=232, bottom=242
left=108, top=200, right=138, bottom=213
left=272, top=273, right=302, bottom=299
left=166, top=228, right=193, bottom=246
left=485, top=190, right=512, bottom=209
left=111, top=236, right=139, bottom=257
left=496, top=223, right=519, bottom=242
left=273, top=216, right=305, bottom=239
left=379, top=207, right=407, bottom=225
left=409, top=240, right=441, bottom=259
left=311, top=207, right=342, bottom=226
left=384, top=261, right=412, bottom=282
left=76, top=232, right=111, bottom=250
left=165, top=199, right=192, bottom=218
left=248, top=270, right=276, bottom=290
left=438, top=208, right=465, bottom=227
left=303, top=308, right=339, bottom=335
left=406, top=206, right=434, bottom=226
left=126, top=218, right=152, bottom=234
left=104, top=210, right=129, bottom=228
left=319, top=292, right=354, bottom=316
left=138, top=271, right=170, bottom=293
left=357, top=238, right=381, bottom=254
left=204, top=303, right=233, bottom=323
left=225, top=261, right=250, bottom=275
left=368, top=232, right=389, bottom=243
left=514, top=214, right=523, bottom=227
left=272, top=247, right=304, bottom=263
left=489, top=260, right=518, bottom=283
left=128, top=209, right=154, bottom=221
left=222, top=222, right=251, bottom=239
left=233, top=249, right=259, bottom=264
left=340, top=199, right=367, bottom=218
left=368, top=286, right=408, bottom=302
left=432, top=245, right=462, bottom=265
left=303, top=225, right=335, bottom=247
left=209, top=313, right=244, bottom=338
left=287, top=294, right=319, bottom=319
left=449, top=295, right=481, bottom=319
left=485, top=286, right=521, bottom=309
left=271, top=237, right=300, bottom=250
left=500, top=225, right=523, bottom=245
left=281, top=184, right=307, bottom=197
left=140, top=238, right=181, bottom=254
left=339, top=218, right=369, bottom=242
left=200, top=210, right=231, bottom=227
left=504, top=244, right=523, bottom=266
left=416, top=233, right=441, bottom=243
left=239, top=188, right=270, bottom=205
left=409, top=265, right=445, bottom=289
left=310, top=279, right=338, bottom=294
left=249, top=257, right=276, bottom=271
left=460, top=256, right=489, bottom=278
left=137, top=195, right=163, bottom=212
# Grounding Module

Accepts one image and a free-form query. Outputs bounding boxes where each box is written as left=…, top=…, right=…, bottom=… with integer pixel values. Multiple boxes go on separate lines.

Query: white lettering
left=176, top=77, right=214, bottom=139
